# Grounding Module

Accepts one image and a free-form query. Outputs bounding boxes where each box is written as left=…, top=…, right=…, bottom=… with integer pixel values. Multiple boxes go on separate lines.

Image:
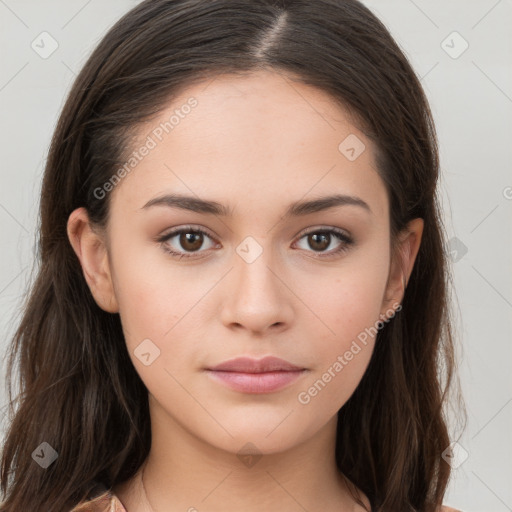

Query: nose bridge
left=220, top=234, right=292, bottom=331
left=234, top=234, right=282, bottom=303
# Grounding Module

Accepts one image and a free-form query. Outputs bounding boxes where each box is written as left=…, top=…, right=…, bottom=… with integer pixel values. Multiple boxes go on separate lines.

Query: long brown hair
left=0, top=0, right=466, bottom=510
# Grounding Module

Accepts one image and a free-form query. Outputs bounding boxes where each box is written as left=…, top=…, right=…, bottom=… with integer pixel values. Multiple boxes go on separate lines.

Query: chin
left=200, top=420, right=312, bottom=457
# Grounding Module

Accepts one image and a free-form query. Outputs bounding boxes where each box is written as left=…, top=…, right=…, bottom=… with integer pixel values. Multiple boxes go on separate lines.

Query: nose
left=219, top=242, right=294, bottom=335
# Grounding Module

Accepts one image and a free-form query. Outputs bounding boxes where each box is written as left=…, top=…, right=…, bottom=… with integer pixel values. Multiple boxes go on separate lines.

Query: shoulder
left=70, top=489, right=127, bottom=512
left=438, top=506, right=463, bottom=512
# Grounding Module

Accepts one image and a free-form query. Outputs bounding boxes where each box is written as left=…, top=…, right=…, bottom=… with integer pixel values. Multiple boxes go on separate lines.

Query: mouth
left=204, top=356, right=308, bottom=394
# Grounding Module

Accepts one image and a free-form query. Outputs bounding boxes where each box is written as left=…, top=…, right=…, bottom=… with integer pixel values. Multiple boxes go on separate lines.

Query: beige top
left=70, top=485, right=462, bottom=512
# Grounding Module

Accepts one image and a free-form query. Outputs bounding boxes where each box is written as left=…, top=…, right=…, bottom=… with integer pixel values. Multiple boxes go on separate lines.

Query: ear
left=380, top=217, right=424, bottom=317
left=66, top=207, right=119, bottom=313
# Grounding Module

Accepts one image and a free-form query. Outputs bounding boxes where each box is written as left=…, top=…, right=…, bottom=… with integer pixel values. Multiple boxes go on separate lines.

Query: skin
left=67, top=69, right=424, bottom=512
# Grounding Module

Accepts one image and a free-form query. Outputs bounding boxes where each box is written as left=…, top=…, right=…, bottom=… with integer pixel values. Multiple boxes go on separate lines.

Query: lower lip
left=205, top=370, right=306, bottom=393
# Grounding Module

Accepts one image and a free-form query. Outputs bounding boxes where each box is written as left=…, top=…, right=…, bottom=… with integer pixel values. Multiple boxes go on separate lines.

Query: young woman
left=0, top=0, right=466, bottom=511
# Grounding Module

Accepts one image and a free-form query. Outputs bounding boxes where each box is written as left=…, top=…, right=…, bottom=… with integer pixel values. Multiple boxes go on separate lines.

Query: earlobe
left=381, top=218, right=424, bottom=317
left=66, top=207, right=119, bottom=313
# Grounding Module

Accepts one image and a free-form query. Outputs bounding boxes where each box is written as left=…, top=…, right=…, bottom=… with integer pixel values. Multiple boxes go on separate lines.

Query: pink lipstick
left=205, top=356, right=307, bottom=394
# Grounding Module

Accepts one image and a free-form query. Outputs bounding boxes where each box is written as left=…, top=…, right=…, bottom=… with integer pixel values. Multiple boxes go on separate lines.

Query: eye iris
left=309, top=232, right=330, bottom=251
left=180, top=232, right=203, bottom=252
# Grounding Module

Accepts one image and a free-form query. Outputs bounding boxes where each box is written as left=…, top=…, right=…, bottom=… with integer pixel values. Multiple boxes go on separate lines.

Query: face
left=69, top=69, right=423, bottom=455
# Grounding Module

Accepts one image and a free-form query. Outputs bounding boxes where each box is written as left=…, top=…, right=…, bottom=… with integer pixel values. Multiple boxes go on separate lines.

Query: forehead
left=109, top=69, right=388, bottom=221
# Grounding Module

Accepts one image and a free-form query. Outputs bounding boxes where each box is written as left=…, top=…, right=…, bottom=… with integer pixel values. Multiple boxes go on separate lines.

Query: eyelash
left=156, top=225, right=354, bottom=260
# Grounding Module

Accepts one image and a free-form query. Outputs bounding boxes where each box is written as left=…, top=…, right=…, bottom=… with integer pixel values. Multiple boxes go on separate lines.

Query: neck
left=114, top=396, right=368, bottom=512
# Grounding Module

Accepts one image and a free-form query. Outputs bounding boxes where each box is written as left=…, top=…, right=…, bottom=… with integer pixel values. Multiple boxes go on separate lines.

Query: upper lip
left=206, top=356, right=305, bottom=373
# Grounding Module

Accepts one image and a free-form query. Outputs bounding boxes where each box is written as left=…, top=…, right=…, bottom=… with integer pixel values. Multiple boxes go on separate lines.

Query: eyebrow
left=141, top=193, right=372, bottom=217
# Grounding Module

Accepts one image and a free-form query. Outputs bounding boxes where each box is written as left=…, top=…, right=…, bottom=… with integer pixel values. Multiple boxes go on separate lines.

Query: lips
left=206, top=356, right=305, bottom=373
left=205, top=356, right=307, bottom=394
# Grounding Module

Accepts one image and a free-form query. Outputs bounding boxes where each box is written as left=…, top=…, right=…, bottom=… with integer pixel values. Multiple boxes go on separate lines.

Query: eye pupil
left=181, top=232, right=203, bottom=251
left=309, top=232, right=330, bottom=251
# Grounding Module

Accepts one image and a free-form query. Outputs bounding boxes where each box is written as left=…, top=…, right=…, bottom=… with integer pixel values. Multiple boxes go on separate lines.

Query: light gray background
left=0, top=1, right=511, bottom=511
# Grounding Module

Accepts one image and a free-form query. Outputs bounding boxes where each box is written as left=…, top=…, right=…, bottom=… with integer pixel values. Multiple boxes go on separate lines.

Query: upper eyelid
left=295, top=225, right=351, bottom=239
left=160, top=225, right=351, bottom=240
left=159, top=225, right=217, bottom=243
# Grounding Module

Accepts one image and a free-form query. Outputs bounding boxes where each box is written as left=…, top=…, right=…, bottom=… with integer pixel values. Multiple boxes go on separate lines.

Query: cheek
left=108, top=243, right=183, bottom=349
left=295, top=255, right=389, bottom=409
left=110, top=233, right=199, bottom=328
left=109, top=244, right=221, bottom=385
left=301, top=251, right=389, bottom=347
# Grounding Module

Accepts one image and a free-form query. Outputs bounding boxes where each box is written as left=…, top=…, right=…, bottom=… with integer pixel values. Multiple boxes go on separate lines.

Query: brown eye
left=179, top=231, right=204, bottom=252
left=307, top=232, right=330, bottom=251
left=294, top=228, right=354, bottom=258
left=157, top=226, right=217, bottom=259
